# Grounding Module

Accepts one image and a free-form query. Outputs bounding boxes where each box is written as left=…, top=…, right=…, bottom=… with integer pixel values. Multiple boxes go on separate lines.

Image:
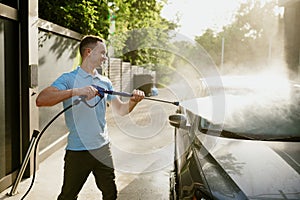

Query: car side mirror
left=169, top=114, right=189, bottom=129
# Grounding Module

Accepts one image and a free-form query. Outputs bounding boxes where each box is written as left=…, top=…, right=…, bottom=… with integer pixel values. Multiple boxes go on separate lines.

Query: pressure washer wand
left=108, top=90, right=179, bottom=106
left=92, top=85, right=179, bottom=106
left=144, top=97, right=179, bottom=106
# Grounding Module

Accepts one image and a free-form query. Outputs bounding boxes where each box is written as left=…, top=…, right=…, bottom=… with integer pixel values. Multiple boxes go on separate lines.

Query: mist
left=220, top=69, right=300, bottom=138
left=173, top=2, right=300, bottom=139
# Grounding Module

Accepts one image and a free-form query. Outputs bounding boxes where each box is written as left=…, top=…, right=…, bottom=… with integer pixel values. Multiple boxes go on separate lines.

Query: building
left=0, top=0, right=40, bottom=192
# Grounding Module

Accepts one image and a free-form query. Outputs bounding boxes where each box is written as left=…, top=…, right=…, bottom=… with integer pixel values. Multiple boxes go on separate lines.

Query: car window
left=198, top=117, right=210, bottom=132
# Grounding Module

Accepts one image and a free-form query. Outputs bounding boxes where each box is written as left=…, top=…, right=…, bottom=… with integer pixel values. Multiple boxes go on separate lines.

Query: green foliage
left=39, top=0, right=178, bottom=85
left=39, top=0, right=110, bottom=38
left=108, top=0, right=178, bottom=84
left=195, top=29, right=223, bottom=66
left=195, top=0, right=280, bottom=69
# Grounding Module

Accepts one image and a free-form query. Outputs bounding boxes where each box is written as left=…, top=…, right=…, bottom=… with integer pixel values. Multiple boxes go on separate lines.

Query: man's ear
left=83, top=48, right=92, bottom=57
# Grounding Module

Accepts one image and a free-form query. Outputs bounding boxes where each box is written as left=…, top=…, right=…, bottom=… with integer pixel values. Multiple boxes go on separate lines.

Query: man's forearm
left=36, top=86, right=99, bottom=107
left=36, top=87, right=74, bottom=107
left=111, top=98, right=138, bottom=116
left=128, top=99, right=138, bottom=113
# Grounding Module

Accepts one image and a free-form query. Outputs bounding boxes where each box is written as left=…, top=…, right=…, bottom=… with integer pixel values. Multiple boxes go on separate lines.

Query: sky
left=160, top=0, right=245, bottom=39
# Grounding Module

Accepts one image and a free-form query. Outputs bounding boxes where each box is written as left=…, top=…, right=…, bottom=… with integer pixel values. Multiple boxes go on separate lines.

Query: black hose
left=20, top=96, right=89, bottom=200
left=19, top=90, right=178, bottom=199
left=20, top=104, right=73, bottom=200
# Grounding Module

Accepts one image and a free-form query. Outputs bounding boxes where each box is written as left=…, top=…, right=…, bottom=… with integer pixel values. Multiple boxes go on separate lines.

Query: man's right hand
left=73, top=86, right=98, bottom=100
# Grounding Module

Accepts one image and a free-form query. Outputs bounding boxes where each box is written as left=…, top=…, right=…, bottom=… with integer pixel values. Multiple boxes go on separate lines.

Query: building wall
left=37, top=29, right=80, bottom=155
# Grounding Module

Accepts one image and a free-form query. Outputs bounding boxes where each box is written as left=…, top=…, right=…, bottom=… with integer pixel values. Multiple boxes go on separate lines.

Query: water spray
left=9, top=86, right=179, bottom=199
left=92, top=85, right=180, bottom=106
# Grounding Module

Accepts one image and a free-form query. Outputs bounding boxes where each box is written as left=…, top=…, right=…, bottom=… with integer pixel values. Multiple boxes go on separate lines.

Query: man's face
left=89, top=41, right=107, bottom=68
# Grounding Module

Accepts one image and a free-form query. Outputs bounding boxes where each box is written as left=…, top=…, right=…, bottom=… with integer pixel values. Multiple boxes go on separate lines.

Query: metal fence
left=105, top=58, right=155, bottom=93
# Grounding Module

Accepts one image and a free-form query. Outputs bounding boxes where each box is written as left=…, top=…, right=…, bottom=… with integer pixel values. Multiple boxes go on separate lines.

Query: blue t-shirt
left=51, top=67, right=116, bottom=150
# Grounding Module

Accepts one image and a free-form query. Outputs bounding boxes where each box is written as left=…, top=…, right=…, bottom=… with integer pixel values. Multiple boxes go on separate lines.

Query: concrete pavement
left=0, top=88, right=178, bottom=200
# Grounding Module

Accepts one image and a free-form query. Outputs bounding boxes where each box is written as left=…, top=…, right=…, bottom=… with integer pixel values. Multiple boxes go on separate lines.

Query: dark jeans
left=57, top=144, right=117, bottom=200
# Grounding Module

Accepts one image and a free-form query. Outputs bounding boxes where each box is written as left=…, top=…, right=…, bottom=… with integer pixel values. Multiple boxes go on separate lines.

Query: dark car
left=168, top=78, right=300, bottom=200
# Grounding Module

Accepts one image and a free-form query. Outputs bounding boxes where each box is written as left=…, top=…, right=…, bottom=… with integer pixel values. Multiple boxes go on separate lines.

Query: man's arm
left=110, top=89, right=144, bottom=116
left=36, top=86, right=98, bottom=107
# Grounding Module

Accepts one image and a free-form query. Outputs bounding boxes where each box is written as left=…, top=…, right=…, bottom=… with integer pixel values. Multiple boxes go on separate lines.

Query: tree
left=108, top=0, right=178, bottom=84
left=195, top=0, right=281, bottom=69
left=195, top=29, right=223, bottom=66
left=39, top=0, right=178, bottom=84
left=39, top=0, right=110, bottom=38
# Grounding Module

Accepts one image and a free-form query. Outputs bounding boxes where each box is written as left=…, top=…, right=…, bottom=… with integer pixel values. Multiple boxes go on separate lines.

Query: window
left=0, top=18, right=20, bottom=181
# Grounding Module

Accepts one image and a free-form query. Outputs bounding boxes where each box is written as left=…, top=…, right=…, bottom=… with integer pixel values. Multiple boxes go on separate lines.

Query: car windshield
left=221, top=93, right=300, bottom=140
left=182, top=83, right=300, bottom=141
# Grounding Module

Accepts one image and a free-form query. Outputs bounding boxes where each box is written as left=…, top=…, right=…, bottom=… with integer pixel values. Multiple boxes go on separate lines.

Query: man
left=36, top=35, right=144, bottom=200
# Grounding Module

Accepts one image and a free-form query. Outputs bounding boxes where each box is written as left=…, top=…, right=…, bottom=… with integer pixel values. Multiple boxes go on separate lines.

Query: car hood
left=196, top=132, right=300, bottom=199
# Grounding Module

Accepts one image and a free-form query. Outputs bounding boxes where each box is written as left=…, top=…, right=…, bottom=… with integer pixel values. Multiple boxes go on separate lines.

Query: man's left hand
left=130, top=89, right=145, bottom=103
